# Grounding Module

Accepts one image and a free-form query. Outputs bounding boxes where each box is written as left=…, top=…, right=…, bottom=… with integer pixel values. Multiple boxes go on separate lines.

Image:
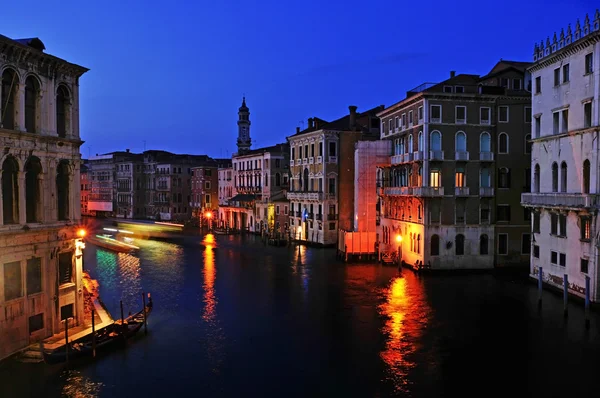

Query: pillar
left=37, top=174, right=45, bottom=222
left=0, top=171, right=3, bottom=226
left=15, top=83, right=25, bottom=132
left=18, top=171, right=26, bottom=224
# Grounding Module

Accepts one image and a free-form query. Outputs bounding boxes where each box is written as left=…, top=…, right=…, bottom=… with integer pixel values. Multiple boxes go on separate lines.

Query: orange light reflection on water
left=202, top=234, right=217, bottom=322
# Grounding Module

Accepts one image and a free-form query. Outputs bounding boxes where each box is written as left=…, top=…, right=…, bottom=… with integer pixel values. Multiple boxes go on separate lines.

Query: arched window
left=534, top=164, right=540, bottom=192
left=480, top=234, right=488, bottom=255
left=418, top=131, right=423, bottom=151
left=456, top=234, right=465, bottom=255
left=431, top=234, right=439, bottom=256
left=408, top=167, right=413, bottom=187
left=25, top=157, right=43, bottom=223
left=430, top=131, right=442, bottom=151
left=275, top=172, right=281, bottom=187
left=480, top=132, right=491, bottom=152
left=525, top=134, right=532, bottom=154
left=1, top=69, right=17, bottom=130
left=2, top=156, right=19, bottom=224
left=177, top=193, right=182, bottom=203
left=410, top=233, right=414, bottom=252
left=583, top=159, right=590, bottom=193
left=551, top=162, right=558, bottom=192
left=56, top=85, right=70, bottom=138
left=417, top=166, right=423, bottom=186
left=303, top=168, right=309, bottom=192
left=455, top=131, right=466, bottom=152
left=25, top=76, right=40, bottom=133
left=417, top=234, right=421, bottom=254
left=560, top=162, right=567, bottom=193
left=408, top=134, right=413, bottom=153
left=498, top=167, right=510, bottom=188
left=498, top=133, right=509, bottom=154
left=56, top=161, right=70, bottom=221
left=480, top=167, right=491, bottom=188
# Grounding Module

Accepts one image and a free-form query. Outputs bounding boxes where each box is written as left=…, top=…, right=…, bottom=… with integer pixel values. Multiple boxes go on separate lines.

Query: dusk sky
left=3, top=0, right=596, bottom=158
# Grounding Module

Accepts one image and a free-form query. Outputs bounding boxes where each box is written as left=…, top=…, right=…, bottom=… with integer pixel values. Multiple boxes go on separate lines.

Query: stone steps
left=16, top=347, right=44, bottom=363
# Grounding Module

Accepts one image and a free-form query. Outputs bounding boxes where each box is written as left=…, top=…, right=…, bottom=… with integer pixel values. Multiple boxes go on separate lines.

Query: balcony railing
left=290, top=160, right=295, bottom=166
left=480, top=187, right=494, bottom=196
left=455, top=151, right=469, bottom=161
left=316, top=214, right=323, bottom=221
left=317, top=156, right=322, bottom=163
left=521, top=193, right=598, bottom=209
left=430, top=150, right=444, bottom=161
left=413, top=151, right=423, bottom=161
left=404, top=152, right=413, bottom=162
left=480, top=151, right=494, bottom=161
left=390, top=154, right=402, bottom=165
left=383, top=187, right=413, bottom=196
left=414, top=187, right=444, bottom=196
left=287, top=191, right=324, bottom=201
left=309, top=157, right=314, bottom=164
left=329, top=156, right=337, bottom=163
left=455, top=187, right=470, bottom=196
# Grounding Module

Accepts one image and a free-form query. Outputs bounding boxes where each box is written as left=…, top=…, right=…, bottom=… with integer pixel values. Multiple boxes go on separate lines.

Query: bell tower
left=237, top=97, right=251, bottom=153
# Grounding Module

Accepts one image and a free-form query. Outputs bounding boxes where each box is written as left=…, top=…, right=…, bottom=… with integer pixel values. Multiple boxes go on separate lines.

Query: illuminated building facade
left=522, top=11, right=600, bottom=301
left=0, top=35, right=88, bottom=359
left=378, top=61, right=532, bottom=269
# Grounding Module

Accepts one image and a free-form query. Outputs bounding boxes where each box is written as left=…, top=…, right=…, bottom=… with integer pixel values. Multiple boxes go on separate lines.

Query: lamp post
left=205, top=211, right=213, bottom=231
left=396, top=234, right=403, bottom=269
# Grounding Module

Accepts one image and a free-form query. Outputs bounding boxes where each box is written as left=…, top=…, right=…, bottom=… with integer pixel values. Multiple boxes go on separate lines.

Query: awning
left=230, top=194, right=256, bottom=202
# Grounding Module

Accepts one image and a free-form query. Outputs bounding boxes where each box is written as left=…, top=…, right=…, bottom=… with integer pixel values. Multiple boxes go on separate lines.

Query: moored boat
left=87, top=234, right=140, bottom=253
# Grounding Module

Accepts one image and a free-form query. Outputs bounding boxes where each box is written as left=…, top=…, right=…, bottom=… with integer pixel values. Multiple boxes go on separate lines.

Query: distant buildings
left=0, top=35, right=88, bottom=360
left=377, top=61, right=532, bottom=269
left=192, top=159, right=231, bottom=224
left=522, top=11, right=600, bottom=301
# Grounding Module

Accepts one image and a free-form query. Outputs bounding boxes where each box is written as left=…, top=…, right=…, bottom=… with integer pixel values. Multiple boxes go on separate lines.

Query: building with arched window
left=377, top=60, right=532, bottom=269
left=0, top=35, right=88, bottom=360
left=521, top=11, right=600, bottom=302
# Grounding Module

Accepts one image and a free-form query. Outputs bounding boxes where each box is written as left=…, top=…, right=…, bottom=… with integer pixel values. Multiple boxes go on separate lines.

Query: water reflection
left=93, top=248, right=141, bottom=313
left=61, top=370, right=103, bottom=398
left=202, top=234, right=217, bottom=322
left=379, top=275, right=430, bottom=394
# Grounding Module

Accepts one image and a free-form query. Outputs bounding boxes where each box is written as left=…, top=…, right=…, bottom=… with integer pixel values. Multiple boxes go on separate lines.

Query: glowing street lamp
left=78, top=229, right=87, bottom=238
left=395, top=234, right=403, bottom=268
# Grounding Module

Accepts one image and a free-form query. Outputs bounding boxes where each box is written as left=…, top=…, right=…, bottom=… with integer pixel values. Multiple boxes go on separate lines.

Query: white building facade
left=522, top=11, right=600, bottom=301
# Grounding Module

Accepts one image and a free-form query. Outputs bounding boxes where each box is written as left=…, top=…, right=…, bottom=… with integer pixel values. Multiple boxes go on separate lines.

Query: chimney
left=308, top=118, right=314, bottom=129
left=349, top=105, right=357, bottom=130
left=296, top=127, right=300, bottom=134
left=450, top=71, right=456, bottom=78
left=313, top=118, right=319, bottom=130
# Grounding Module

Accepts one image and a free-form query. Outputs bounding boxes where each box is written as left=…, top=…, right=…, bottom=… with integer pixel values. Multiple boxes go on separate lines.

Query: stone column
left=47, top=160, right=57, bottom=222
left=18, top=171, right=26, bottom=224
left=15, top=83, right=25, bottom=132
left=68, top=173, right=74, bottom=221
left=37, top=174, right=45, bottom=223
left=72, top=162, right=81, bottom=221
left=0, top=170, right=3, bottom=226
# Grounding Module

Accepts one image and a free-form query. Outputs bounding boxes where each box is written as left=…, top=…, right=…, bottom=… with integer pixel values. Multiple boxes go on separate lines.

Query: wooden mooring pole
left=142, top=292, right=148, bottom=335
left=91, top=309, right=96, bottom=358
left=64, top=319, right=69, bottom=366
left=585, top=275, right=591, bottom=329
left=120, top=300, right=125, bottom=334
left=537, top=267, right=543, bottom=309
left=563, top=274, right=569, bottom=318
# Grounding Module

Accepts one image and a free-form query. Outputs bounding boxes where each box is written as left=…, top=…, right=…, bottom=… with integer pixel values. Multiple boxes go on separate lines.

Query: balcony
left=383, top=187, right=413, bottom=196
left=317, top=156, right=322, bottom=163
left=455, top=187, right=470, bottom=196
left=404, top=152, right=413, bottom=162
left=316, top=214, right=323, bottom=221
left=479, top=152, right=494, bottom=161
left=290, top=160, right=295, bottom=166
left=390, top=154, right=402, bottom=165
left=287, top=191, right=324, bottom=201
left=480, top=187, right=494, bottom=196
left=329, top=156, right=337, bottom=163
left=430, top=150, right=444, bottom=161
left=295, top=211, right=301, bottom=217
left=308, top=213, right=314, bottom=219
left=309, top=157, right=314, bottom=164
left=455, top=151, right=469, bottom=161
left=521, top=193, right=598, bottom=209
left=414, top=187, right=444, bottom=196
left=413, top=151, right=423, bottom=161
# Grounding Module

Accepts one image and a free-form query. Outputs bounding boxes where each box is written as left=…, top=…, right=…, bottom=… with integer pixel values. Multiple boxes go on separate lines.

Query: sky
left=2, top=0, right=597, bottom=159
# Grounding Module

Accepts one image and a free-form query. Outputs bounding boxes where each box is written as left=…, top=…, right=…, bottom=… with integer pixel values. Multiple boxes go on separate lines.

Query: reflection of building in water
left=0, top=35, right=89, bottom=360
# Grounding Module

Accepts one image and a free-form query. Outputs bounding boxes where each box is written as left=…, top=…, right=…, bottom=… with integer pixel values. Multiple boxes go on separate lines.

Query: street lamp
left=205, top=211, right=213, bottom=230
left=395, top=234, right=403, bottom=268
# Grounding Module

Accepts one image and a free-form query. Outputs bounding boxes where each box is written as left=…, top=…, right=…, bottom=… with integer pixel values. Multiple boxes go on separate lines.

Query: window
left=2, top=156, right=19, bottom=224
left=56, top=85, right=70, bottom=138
left=276, top=205, right=280, bottom=215
left=525, top=135, right=532, bottom=154
left=584, top=102, right=592, bottom=128
left=402, top=114, right=407, bottom=127
left=498, top=168, right=510, bottom=188
left=534, top=115, right=541, bottom=137
left=552, top=162, right=558, bottom=192
left=581, top=216, right=591, bottom=241
left=512, top=79, right=522, bottom=90
left=560, top=162, right=567, bottom=192
left=551, top=251, right=558, bottom=264
left=443, top=86, right=453, bottom=93
left=205, top=194, right=211, bottom=204
left=554, top=67, right=560, bottom=86
left=455, top=234, right=465, bottom=255
left=455, top=200, right=465, bottom=223
left=329, top=142, right=336, bottom=157
left=430, top=131, right=441, bottom=151
left=275, top=173, right=281, bottom=186
left=480, top=206, right=490, bottom=223
left=561, top=109, right=568, bottom=133
left=27, top=257, right=42, bottom=295
left=418, top=106, right=423, bottom=122
left=25, top=157, right=43, bottom=223
left=430, top=105, right=441, bottom=122
left=498, top=106, right=509, bottom=122
left=498, top=133, right=508, bottom=153
left=480, top=167, right=491, bottom=188
left=205, top=181, right=211, bottom=190
left=581, top=258, right=589, bottom=273
left=525, top=107, right=532, bottom=123
left=328, top=178, right=336, bottom=194
left=534, top=245, right=540, bottom=258
left=559, top=253, right=566, bottom=267
left=4, top=261, right=22, bottom=301
left=562, top=64, right=570, bottom=83
left=284, top=206, right=288, bottom=215
left=408, top=134, right=413, bottom=153
left=58, top=252, right=73, bottom=285
left=455, top=131, right=466, bottom=152
left=25, top=76, right=39, bottom=133
left=394, top=117, right=399, bottom=129
left=455, top=167, right=465, bottom=187
left=533, top=211, right=540, bottom=233
left=430, top=170, right=441, bottom=187
left=553, top=112, right=560, bottom=134
left=319, top=142, right=323, bottom=156
left=61, top=304, right=74, bottom=321
left=291, top=148, right=295, bottom=160
left=480, top=107, right=491, bottom=124
left=585, top=53, right=593, bottom=74
left=535, top=76, right=541, bottom=94
left=455, top=86, right=464, bottom=93
left=431, top=234, right=439, bottom=256
left=455, top=106, right=466, bottom=123
left=480, top=132, right=491, bottom=152
left=522, top=234, right=531, bottom=254
left=418, top=132, right=423, bottom=151
left=480, top=234, right=488, bottom=255
left=29, top=313, right=44, bottom=333
left=558, top=214, right=567, bottom=237
left=550, top=213, right=558, bottom=235
left=409, top=111, right=413, bottom=125
left=498, top=234, right=508, bottom=255
left=583, top=159, right=591, bottom=193
left=497, top=205, right=511, bottom=222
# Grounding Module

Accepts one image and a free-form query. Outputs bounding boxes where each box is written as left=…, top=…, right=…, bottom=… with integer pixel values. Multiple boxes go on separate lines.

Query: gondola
left=41, top=301, right=153, bottom=365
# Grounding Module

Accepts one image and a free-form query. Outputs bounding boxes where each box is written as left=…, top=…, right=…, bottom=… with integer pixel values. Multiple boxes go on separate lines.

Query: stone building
left=377, top=61, right=532, bottom=269
left=218, top=166, right=234, bottom=206
left=80, top=162, right=92, bottom=216
left=286, top=105, right=383, bottom=245
left=191, top=159, right=230, bottom=224
left=522, top=10, right=600, bottom=301
left=0, top=35, right=88, bottom=360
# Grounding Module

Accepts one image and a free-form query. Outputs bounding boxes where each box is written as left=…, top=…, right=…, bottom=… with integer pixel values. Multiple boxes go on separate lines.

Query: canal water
left=2, top=234, right=600, bottom=397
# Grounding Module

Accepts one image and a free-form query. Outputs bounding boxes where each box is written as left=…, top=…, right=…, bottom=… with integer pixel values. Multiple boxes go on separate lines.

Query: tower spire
left=237, top=96, right=251, bottom=154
